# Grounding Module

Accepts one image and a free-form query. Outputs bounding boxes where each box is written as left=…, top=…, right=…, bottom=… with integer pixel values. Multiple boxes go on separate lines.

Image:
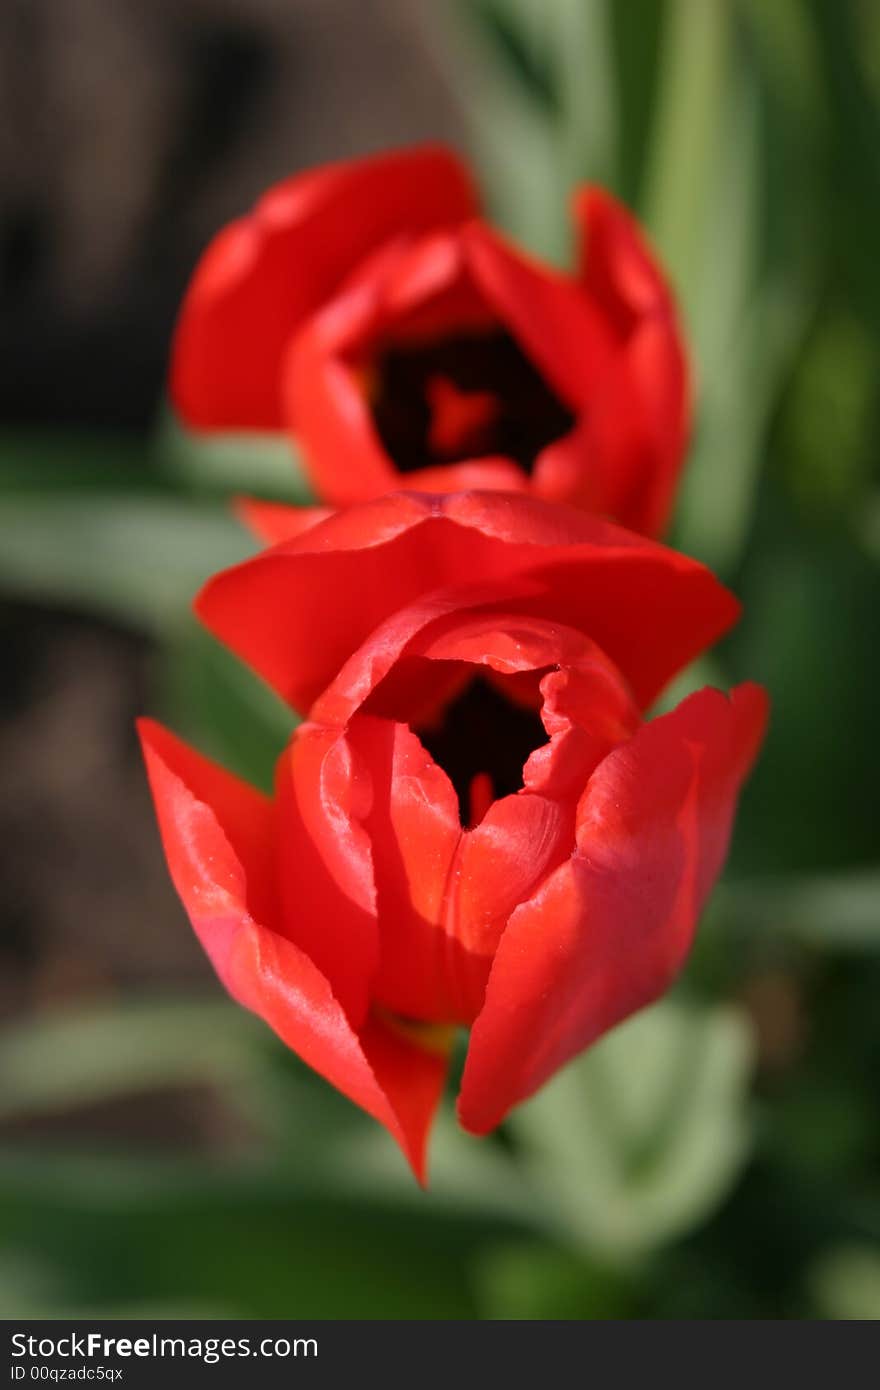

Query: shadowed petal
left=457, top=683, right=768, bottom=1134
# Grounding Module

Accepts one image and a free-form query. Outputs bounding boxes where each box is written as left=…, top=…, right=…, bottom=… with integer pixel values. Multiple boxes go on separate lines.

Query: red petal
left=572, top=187, right=690, bottom=533
left=138, top=718, right=446, bottom=1179
left=283, top=231, right=498, bottom=507
left=234, top=498, right=334, bottom=546
left=574, top=186, right=678, bottom=334
left=357, top=1014, right=450, bottom=1185
left=137, top=717, right=279, bottom=949
left=370, top=458, right=528, bottom=497
left=547, top=322, right=687, bottom=538
left=170, top=145, right=479, bottom=430
left=231, top=925, right=447, bottom=1183
left=284, top=298, right=401, bottom=507
left=457, top=683, right=768, bottom=1134
left=572, top=188, right=691, bottom=535
left=343, top=614, right=640, bottom=1024
left=462, top=221, right=614, bottom=409
left=275, top=727, right=379, bottom=1029
left=285, top=212, right=685, bottom=533
left=620, top=316, right=690, bottom=536
left=196, top=490, right=739, bottom=716
left=448, top=792, right=573, bottom=1017
left=347, top=715, right=465, bottom=1023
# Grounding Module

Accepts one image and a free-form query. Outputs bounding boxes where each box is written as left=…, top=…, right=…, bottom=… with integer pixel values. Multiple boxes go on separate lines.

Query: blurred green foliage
left=0, top=0, right=878, bottom=1319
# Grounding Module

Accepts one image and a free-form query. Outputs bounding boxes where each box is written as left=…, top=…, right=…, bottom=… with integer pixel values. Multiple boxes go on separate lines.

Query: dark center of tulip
left=370, top=330, right=575, bottom=475
left=417, top=675, right=548, bottom=827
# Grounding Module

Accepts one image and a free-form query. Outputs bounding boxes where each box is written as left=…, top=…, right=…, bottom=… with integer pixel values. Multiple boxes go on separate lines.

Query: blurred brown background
left=0, top=0, right=460, bottom=1032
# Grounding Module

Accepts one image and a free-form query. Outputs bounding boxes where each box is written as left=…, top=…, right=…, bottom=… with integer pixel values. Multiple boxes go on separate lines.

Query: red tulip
left=139, top=492, right=766, bottom=1180
left=170, top=146, right=689, bottom=537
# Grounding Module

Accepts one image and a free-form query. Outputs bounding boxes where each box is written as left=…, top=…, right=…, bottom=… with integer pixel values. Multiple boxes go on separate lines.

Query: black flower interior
left=416, top=676, right=548, bottom=825
left=370, top=329, right=575, bottom=475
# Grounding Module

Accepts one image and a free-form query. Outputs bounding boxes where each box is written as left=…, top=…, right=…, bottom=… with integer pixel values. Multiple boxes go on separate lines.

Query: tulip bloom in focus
left=170, top=146, right=688, bottom=537
left=139, top=492, right=766, bottom=1180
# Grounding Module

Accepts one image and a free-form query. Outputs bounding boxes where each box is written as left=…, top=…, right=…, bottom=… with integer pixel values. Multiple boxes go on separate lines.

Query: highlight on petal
left=170, top=145, right=479, bottom=431
left=457, top=683, right=768, bottom=1135
left=137, top=717, right=279, bottom=962
left=137, top=718, right=447, bottom=1180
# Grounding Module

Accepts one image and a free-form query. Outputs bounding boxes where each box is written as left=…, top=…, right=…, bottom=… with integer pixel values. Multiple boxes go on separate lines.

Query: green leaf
left=720, top=871, right=880, bottom=950
left=441, top=1, right=571, bottom=262
left=648, top=653, right=726, bottom=717
left=555, top=0, right=618, bottom=190
left=860, top=491, right=880, bottom=561
left=642, top=0, right=734, bottom=303
left=464, top=0, right=561, bottom=115
left=0, top=429, right=160, bottom=493
left=0, top=996, right=265, bottom=1121
left=509, top=1000, right=755, bottom=1260
left=159, top=619, right=297, bottom=792
left=781, top=315, right=878, bottom=519
left=0, top=1147, right=519, bottom=1317
left=318, top=1105, right=538, bottom=1227
left=674, top=272, right=811, bottom=574
left=0, top=492, right=253, bottom=632
left=474, top=1240, right=635, bottom=1319
left=647, top=0, right=817, bottom=575
left=808, top=1245, right=880, bottom=1320
left=446, top=0, right=618, bottom=260
left=609, top=0, right=666, bottom=206
left=158, top=407, right=315, bottom=504
left=729, top=532, right=880, bottom=872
